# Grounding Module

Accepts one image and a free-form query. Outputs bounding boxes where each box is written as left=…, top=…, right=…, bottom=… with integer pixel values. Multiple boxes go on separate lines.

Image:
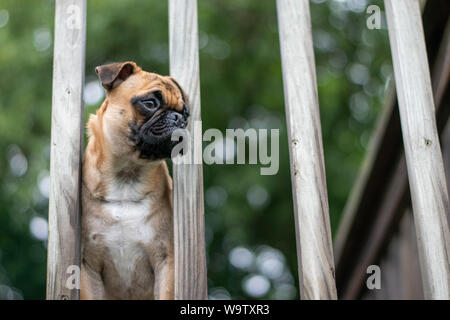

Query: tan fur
left=81, top=62, right=183, bottom=300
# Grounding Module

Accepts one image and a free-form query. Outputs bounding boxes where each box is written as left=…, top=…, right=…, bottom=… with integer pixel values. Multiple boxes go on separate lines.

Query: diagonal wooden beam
left=385, top=0, right=450, bottom=299
left=340, top=15, right=450, bottom=299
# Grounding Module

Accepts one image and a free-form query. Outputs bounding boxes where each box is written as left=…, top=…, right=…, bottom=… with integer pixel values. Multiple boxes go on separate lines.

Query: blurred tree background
left=0, top=0, right=392, bottom=299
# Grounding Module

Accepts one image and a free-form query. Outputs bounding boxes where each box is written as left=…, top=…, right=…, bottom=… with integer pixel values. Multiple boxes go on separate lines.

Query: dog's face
left=94, top=61, right=189, bottom=161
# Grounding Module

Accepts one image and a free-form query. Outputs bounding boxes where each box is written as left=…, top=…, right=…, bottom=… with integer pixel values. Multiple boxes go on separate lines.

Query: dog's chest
left=101, top=182, right=154, bottom=288
left=103, top=200, right=153, bottom=246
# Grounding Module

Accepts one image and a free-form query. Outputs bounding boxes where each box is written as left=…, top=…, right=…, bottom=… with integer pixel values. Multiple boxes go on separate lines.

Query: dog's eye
left=142, top=98, right=159, bottom=109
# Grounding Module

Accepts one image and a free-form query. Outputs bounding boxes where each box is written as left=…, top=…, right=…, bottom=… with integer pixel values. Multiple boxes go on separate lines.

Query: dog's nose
left=168, top=112, right=184, bottom=124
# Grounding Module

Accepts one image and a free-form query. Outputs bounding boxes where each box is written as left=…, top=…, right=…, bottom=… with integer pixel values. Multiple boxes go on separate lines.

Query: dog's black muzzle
left=132, top=106, right=189, bottom=160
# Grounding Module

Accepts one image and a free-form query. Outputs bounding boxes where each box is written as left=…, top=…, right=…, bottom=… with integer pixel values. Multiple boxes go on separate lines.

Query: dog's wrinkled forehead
left=95, top=61, right=187, bottom=112
left=140, top=72, right=186, bottom=112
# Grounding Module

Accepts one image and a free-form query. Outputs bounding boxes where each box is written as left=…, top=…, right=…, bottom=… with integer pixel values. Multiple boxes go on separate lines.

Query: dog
left=80, top=61, right=189, bottom=300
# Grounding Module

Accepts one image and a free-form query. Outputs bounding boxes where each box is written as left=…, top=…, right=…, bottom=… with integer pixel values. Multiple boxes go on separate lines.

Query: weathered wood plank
left=276, top=0, right=337, bottom=300
left=47, top=0, right=86, bottom=300
left=385, top=0, right=450, bottom=299
left=168, top=0, right=207, bottom=300
left=338, top=11, right=450, bottom=298
left=335, top=1, right=450, bottom=298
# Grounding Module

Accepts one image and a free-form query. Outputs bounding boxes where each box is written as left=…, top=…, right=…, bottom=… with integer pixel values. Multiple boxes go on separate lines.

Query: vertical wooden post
left=47, top=0, right=86, bottom=300
left=385, top=0, right=450, bottom=299
left=169, top=0, right=208, bottom=299
left=276, top=0, right=337, bottom=300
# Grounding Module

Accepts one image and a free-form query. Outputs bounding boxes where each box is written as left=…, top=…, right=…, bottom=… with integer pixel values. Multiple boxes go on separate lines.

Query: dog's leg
left=80, top=264, right=106, bottom=300
left=154, top=256, right=174, bottom=300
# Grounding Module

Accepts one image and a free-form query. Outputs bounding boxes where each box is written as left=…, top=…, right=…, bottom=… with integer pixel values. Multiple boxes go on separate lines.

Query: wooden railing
left=384, top=0, right=449, bottom=299
left=169, top=0, right=208, bottom=300
left=47, top=0, right=86, bottom=300
left=276, top=0, right=337, bottom=300
left=46, top=0, right=449, bottom=300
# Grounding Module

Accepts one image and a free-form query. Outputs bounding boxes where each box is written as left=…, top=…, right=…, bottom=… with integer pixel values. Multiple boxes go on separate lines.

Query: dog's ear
left=95, top=61, right=137, bottom=91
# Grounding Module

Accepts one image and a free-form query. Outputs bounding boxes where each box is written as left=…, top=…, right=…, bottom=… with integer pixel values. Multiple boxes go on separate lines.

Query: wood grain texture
left=337, top=12, right=450, bottom=298
left=276, top=0, right=337, bottom=300
left=47, top=0, right=86, bottom=300
left=169, top=0, right=207, bottom=300
left=443, top=123, right=450, bottom=202
left=335, top=2, right=450, bottom=298
left=385, top=0, right=450, bottom=299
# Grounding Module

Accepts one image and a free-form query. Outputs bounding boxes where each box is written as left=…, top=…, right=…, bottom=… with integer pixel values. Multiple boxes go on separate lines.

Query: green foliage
left=0, top=0, right=391, bottom=299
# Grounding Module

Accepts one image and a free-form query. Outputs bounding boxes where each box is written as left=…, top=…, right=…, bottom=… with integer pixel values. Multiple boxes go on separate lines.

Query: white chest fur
left=102, top=180, right=154, bottom=287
